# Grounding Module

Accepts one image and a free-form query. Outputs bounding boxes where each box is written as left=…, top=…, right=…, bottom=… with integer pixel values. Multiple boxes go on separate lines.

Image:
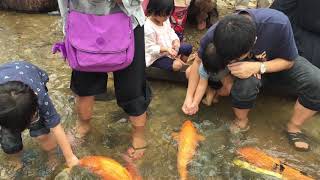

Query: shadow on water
left=0, top=10, right=319, bottom=180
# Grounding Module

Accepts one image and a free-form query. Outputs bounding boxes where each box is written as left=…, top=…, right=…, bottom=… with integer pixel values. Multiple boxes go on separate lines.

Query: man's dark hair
left=0, top=81, right=38, bottom=132
left=147, top=0, right=174, bottom=17
left=202, top=43, right=225, bottom=74
left=213, top=14, right=256, bottom=64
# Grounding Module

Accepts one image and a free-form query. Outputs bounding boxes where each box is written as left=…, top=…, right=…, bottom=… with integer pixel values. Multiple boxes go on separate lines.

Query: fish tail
left=178, top=165, right=188, bottom=180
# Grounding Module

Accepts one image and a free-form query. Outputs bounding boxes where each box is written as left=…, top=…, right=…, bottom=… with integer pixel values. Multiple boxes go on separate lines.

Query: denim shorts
left=231, top=56, right=320, bottom=111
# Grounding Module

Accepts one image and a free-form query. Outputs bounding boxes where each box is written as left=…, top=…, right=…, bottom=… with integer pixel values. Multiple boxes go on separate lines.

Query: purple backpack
left=52, top=10, right=134, bottom=72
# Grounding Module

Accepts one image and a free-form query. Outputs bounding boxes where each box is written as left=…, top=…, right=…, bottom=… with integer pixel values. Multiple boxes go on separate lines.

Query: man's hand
left=228, top=61, right=260, bottom=79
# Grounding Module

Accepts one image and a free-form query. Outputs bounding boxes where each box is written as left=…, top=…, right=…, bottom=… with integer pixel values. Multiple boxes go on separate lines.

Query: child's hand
left=66, top=154, right=79, bottom=168
left=168, top=48, right=178, bottom=57
left=182, top=98, right=199, bottom=115
left=188, top=102, right=199, bottom=115
left=172, top=40, right=180, bottom=52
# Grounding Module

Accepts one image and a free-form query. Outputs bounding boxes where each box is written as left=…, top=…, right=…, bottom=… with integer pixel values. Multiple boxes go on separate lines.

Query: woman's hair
left=146, top=0, right=174, bottom=17
left=0, top=81, right=38, bottom=132
left=202, top=42, right=226, bottom=74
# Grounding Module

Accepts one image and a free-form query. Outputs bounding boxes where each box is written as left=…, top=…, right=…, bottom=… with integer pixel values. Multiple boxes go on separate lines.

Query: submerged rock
left=0, top=0, right=58, bottom=12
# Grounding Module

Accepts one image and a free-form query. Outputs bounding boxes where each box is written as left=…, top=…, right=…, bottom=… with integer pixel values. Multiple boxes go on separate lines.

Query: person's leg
left=114, top=26, right=151, bottom=160
left=0, top=128, right=23, bottom=170
left=172, top=60, right=184, bottom=71
left=230, top=76, right=262, bottom=133
left=202, top=87, right=216, bottom=106
left=279, top=56, right=320, bottom=150
left=151, top=57, right=175, bottom=71
left=70, top=70, right=108, bottom=138
left=75, top=96, right=94, bottom=137
left=182, top=57, right=201, bottom=113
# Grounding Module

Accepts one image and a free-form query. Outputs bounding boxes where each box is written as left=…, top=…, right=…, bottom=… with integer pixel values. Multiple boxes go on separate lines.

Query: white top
left=145, top=18, right=179, bottom=67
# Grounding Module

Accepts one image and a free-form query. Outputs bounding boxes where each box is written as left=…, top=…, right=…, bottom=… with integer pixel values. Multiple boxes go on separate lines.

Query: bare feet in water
left=67, top=122, right=91, bottom=147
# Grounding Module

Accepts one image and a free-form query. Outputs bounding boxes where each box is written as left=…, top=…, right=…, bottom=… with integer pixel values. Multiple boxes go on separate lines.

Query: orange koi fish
left=172, top=120, right=205, bottom=180
left=79, top=156, right=134, bottom=180
left=237, top=147, right=314, bottom=180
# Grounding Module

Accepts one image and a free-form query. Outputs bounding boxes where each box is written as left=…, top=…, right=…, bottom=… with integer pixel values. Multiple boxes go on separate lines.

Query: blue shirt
left=198, top=8, right=299, bottom=79
left=0, top=61, right=60, bottom=128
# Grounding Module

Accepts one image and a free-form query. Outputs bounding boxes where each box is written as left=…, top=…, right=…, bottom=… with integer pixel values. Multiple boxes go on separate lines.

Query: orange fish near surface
left=79, top=156, right=133, bottom=180
left=172, top=120, right=205, bottom=180
left=237, top=147, right=314, bottom=180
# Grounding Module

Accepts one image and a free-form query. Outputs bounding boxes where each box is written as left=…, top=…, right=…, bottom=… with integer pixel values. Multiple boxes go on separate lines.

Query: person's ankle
left=234, top=117, right=249, bottom=128
left=287, top=122, right=301, bottom=132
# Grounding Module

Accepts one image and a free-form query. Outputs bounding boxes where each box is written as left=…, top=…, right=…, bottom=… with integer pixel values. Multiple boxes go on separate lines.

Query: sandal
left=286, top=131, right=310, bottom=152
left=126, top=145, right=148, bottom=161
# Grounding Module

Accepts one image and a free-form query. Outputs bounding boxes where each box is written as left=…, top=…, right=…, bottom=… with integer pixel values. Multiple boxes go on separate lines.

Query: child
left=188, top=0, right=218, bottom=30
left=0, top=61, right=78, bottom=168
left=170, top=0, right=191, bottom=41
left=145, top=0, right=193, bottom=72
left=184, top=43, right=233, bottom=113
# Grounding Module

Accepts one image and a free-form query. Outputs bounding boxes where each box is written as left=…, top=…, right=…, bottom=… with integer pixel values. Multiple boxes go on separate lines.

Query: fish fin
left=197, top=135, right=205, bottom=141
left=171, top=132, right=180, bottom=142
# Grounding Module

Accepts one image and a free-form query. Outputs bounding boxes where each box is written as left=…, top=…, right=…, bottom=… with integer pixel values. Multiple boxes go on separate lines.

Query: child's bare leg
left=36, top=134, right=59, bottom=170
left=172, top=59, right=183, bottom=71
left=202, top=87, right=214, bottom=106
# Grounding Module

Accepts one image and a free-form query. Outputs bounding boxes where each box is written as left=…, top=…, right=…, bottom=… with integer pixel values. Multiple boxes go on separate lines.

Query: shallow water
left=0, top=10, right=319, bottom=180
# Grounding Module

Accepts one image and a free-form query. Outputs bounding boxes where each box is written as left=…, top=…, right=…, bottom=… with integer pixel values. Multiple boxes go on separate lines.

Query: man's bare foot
left=197, top=21, right=207, bottom=30
left=76, top=121, right=91, bottom=138
left=67, top=123, right=90, bottom=147
left=229, top=119, right=250, bottom=134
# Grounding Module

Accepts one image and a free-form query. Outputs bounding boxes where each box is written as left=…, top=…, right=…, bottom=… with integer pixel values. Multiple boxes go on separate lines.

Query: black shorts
left=0, top=120, right=50, bottom=154
left=70, top=26, right=152, bottom=116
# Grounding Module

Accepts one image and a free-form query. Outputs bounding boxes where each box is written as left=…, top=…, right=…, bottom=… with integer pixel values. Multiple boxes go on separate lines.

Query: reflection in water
left=0, top=11, right=319, bottom=179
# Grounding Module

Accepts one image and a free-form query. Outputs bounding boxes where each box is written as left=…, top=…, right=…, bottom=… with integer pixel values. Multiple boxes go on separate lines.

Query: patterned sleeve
left=39, top=93, right=61, bottom=129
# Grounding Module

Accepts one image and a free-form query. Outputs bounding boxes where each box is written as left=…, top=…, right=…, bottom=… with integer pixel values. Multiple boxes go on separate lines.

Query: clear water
left=0, top=11, right=319, bottom=180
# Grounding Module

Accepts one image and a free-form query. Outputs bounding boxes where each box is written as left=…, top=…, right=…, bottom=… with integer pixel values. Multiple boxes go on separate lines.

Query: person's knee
left=173, top=60, right=183, bottom=71
left=36, top=134, right=57, bottom=151
left=0, top=128, right=23, bottom=154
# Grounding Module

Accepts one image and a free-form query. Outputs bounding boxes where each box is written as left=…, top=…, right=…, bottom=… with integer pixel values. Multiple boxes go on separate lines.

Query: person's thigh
left=231, top=76, right=262, bottom=109
left=70, top=70, right=108, bottom=96
left=151, top=57, right=174, bottom=71
left=279, top=56, right=320, bottom=111
left=113, top=26, right=152, bottom=116
left=0, top=128, right=23, bottom=154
